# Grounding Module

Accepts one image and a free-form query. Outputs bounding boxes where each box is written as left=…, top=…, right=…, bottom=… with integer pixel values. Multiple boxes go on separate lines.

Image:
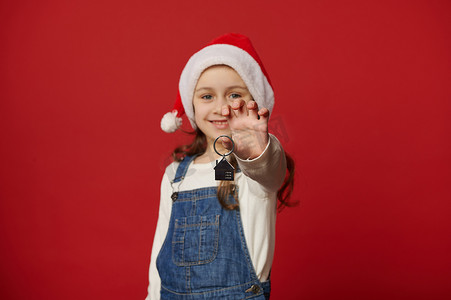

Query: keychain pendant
left=213, top=135, right=235, bottom=181
left=215, top=156, right=235, bottom=181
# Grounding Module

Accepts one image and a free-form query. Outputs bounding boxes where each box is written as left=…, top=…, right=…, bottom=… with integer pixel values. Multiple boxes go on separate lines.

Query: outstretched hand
left=221, top=99, right=269, bottom=160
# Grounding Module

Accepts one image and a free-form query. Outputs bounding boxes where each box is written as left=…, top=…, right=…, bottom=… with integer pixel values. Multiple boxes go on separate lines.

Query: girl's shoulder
left=163, top=160, right=180, bottom=180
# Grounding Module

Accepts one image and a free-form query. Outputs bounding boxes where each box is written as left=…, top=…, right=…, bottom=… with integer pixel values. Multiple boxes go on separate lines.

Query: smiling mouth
left=210, top=120, right=228, bottom=124
left=210, top=120, right=229, bottom=128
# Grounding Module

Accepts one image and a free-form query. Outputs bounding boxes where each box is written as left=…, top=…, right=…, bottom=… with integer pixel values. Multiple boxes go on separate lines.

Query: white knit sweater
left=146, top=134, right=286, bottom=300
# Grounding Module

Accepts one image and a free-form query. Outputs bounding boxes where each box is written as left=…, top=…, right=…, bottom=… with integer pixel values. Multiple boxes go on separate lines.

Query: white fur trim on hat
left=160, top=110, right=182, bottom=133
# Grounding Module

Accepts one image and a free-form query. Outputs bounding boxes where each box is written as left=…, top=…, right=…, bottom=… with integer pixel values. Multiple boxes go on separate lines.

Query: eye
left=201, top=95, right=213, bottom=100
left=229, top=93, right=241, bottom=99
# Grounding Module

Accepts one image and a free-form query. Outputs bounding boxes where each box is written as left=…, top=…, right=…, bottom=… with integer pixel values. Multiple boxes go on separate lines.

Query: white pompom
left=160, top=110, right=182, bottom=133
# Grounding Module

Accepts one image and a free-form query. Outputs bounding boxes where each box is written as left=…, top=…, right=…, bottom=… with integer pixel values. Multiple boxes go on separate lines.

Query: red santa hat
left=160, top=33, right=274, bottom=133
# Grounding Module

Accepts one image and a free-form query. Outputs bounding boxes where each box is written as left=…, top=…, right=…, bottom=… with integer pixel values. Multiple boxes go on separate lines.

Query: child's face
left=193, top=65, right=253, bottom=144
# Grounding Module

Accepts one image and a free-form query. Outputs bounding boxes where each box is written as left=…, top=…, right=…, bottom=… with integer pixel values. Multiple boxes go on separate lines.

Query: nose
left=214, top=95, right=228, bottom=114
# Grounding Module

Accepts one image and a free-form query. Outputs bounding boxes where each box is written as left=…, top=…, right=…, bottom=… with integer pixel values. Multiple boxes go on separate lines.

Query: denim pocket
left=172, top=214, right=220, bottom=266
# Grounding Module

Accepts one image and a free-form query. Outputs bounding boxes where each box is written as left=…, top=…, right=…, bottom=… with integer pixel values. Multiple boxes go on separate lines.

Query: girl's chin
left=205, top=129, right=232, bottom=140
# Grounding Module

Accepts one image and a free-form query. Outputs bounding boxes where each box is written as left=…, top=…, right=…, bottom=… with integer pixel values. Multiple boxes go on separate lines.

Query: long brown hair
left=172, top=129, right=297, bottom=211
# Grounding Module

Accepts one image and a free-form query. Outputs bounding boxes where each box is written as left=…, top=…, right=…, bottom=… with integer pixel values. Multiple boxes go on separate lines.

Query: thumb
left=220, top=136, right=234, bottom=152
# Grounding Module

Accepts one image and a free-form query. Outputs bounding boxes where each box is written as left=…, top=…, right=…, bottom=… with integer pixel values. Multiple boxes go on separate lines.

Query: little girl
left=146, top=33, right=295, bottom=300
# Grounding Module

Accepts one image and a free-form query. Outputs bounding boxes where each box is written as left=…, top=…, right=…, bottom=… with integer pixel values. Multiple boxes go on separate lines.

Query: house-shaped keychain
left=213, top=135, right=235, bottom=181
left=214, top=157, right=235, bottom=181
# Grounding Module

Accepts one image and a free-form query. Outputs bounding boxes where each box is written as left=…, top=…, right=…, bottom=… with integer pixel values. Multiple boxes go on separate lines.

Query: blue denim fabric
left=157, top=156, right=270, bottom=299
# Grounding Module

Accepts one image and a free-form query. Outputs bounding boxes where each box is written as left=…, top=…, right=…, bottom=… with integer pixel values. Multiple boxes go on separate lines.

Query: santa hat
left=160, top=33, right=274, bottom=133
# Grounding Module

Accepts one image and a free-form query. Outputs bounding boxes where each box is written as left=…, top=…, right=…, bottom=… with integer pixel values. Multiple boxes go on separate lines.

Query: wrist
left=235, top=134, right=269, bottom=161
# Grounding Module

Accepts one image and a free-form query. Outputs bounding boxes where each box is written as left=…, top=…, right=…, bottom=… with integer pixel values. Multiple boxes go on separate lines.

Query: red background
left=1, top=1, right=450, bottom=299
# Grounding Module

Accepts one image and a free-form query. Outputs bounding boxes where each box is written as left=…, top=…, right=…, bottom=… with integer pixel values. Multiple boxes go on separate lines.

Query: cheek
left=242, top=95, right=254, bottom=104
left=193, top=102, right=208, bottom=120
left=242, top=92, right=253, bottom=100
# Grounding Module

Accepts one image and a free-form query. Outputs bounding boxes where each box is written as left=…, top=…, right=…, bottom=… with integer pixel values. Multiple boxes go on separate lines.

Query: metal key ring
left=213, top=135, right=235, bottom=157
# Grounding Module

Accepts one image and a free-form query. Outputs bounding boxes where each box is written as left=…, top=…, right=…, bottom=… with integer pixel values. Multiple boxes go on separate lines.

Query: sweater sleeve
left=145, top=171, right=173, bottom=300
left=234, top=134, right=287, bottom=193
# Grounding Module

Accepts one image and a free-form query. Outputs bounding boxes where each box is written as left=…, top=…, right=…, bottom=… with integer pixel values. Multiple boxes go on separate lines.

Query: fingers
left=221, top=99, right=246, bottom=119
left=247, top=101, right=259, bottom=119
left=258, top=107, right=270, bottom=121
left=221, top=105, right=231, bottom=117
left=222, top=99, right=269, bottom=122
left=231, top=99, right=246, bottom=117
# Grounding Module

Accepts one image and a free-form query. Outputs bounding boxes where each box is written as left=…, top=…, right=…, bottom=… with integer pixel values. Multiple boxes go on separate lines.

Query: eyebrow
left=195, top=86, right=248, bottom=92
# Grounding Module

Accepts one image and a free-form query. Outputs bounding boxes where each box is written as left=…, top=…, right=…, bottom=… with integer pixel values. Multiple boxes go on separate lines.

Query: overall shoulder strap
left=172, top=155, right=197, bottom=183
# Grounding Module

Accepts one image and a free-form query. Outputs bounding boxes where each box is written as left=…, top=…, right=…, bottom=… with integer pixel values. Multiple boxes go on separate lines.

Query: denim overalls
left=156, top=155, right=271, bottom=300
